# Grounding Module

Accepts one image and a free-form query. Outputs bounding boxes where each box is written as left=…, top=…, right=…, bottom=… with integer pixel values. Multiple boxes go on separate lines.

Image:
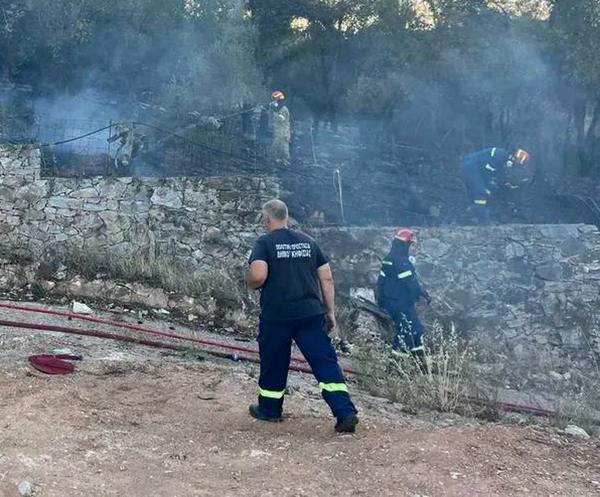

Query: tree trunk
left=574, top=100, right=586, bottom=176
left=583, top=99, right=600, bottom=176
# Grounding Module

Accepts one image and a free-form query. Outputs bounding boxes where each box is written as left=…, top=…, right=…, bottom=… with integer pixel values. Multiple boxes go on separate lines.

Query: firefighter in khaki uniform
left=269, top=90, right=291, bottom=166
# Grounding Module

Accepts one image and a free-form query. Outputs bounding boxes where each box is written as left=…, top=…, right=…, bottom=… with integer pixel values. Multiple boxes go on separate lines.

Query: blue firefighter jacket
left=461, top=147, right=512, bottom=205
left=463, top=147, right=510, bottom=184
left=376, top=252, right=425, bottom=335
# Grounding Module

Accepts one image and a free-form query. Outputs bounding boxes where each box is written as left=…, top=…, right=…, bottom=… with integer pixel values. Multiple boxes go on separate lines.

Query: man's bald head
left=263, top=199, right=288, bottom=221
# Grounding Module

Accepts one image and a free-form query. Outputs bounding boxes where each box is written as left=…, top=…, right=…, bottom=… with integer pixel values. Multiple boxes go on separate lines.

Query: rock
left=559, top=329, right=582, bottom=348
left=560, top=238, right=585, bottom=257
left=150, top=187, right=182, bottom=209
left=99, top=210, right=119, bottom=225
left=420, top=239, right=451, bottom=258
left=54, top=263, right=67, bottom=281
left=204, top=227, right=225, bottom=245
left=18, top=481, right=33, bottom=496
left=119, top=200, right=150, bottom=215
left=540, top=225, right=579, bottom=239
left=349, top=287, right=375, bottom=302
left=76, top=187, right=100, bottom=198
left=98, top=180, right=129, bottom=199
left=535, top=262, right=564, bottom=281
left=505, top=242, right=525, bottom=259
left=564, top=425, right=590, bottom=439
left=0, top=186, right=15, bottom=202
left=192, top=249, right=205, bottom=261
left=82, top=202, right=106, bottom=212
left=549, top=371, right=563, bottom=381
left=72, top=301, right=93, bottom=315
left=47, top=196, right=82, bottom=210
left=249, top=449, right=271, bottom=458
left=136, top=289, right=169, bottom=309
left=197, top=391, right=216, bottom=400
left=40, top=280, right=56, bottom=292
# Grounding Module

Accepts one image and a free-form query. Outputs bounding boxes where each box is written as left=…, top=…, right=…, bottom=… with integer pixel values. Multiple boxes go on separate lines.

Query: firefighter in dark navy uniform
left=377, top=228, right=430, bottom=368
left=248, top=199, right=358, bottom=433
left=462, top=147, right=531, bottom=223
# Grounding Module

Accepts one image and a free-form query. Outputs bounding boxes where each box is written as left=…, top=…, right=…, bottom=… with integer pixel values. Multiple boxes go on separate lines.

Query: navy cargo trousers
left=257, top=314, right=357, bottom=420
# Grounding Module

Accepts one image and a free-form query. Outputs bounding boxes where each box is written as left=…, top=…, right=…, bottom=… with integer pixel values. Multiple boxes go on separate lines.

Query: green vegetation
left=1, top=1, right=599, bottom=172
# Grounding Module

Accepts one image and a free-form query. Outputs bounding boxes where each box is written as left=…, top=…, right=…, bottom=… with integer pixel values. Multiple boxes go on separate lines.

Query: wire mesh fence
left=0, top=113, right=282, bottom=177
left=0, top=106, right=366, bottom=181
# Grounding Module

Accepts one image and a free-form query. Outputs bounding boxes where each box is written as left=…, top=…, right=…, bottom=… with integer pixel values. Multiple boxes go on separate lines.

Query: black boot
left=249, top=404, right=283, bottom=423
left=335, top=414, right=359, bottom=433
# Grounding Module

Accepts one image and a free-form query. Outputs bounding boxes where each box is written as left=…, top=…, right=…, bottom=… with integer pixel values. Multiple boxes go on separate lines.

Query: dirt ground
left=0, top=302, right=599, bottom=496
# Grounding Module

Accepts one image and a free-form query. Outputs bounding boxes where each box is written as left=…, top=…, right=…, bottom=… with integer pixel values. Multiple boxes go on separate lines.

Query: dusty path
left=0, top=303, right=598, bottom=496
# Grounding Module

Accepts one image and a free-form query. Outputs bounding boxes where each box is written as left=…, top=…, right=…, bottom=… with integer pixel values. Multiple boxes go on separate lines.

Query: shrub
left=353, top=319, right=474, bottom=414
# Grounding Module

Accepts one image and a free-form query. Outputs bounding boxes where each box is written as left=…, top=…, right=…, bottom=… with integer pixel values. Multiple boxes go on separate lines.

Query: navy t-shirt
left=249, top=228, right=329, bottom=321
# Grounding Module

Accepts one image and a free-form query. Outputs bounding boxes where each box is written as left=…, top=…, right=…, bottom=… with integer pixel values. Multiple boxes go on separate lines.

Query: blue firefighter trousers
left=380, top=303, right=424, bottom=352
left=257, top=314, right=357, bottom=420
left=462, top=161, right=491, bottom=223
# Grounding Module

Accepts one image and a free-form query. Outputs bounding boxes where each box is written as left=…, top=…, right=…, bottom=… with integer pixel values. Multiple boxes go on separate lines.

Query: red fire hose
left=0, top=318, right=314, bottom=374
left=0, top=302, right=560, bottom=417
left=0, top=302, right=337, bottom=371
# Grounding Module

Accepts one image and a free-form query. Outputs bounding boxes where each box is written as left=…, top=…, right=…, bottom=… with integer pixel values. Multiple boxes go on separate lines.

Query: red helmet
left=271, top=90, right=285, bottom=101
left=513, top=149, right=530, bottom=165
left=394, top=228, right=415, bottom=243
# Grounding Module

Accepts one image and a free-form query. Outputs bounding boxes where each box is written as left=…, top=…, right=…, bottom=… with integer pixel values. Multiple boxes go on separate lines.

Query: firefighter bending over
left=462, top=147, right=530, bottom=224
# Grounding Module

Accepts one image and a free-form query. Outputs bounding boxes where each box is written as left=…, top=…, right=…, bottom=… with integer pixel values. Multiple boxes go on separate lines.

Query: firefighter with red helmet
left=462, top=147, right=531, bottom=224
left=377, top=228, right=431, bottom=365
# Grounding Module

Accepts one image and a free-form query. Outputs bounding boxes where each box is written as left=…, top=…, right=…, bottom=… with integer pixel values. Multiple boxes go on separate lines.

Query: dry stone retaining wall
left=1, top=145, right=599, bottom=388
left=0, top=145, right=278, bottom=274
left=314, top=226, right=600, bottom=388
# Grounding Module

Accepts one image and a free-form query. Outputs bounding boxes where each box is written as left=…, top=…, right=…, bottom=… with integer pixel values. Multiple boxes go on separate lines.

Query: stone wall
left=0, top=145, right=278, bottom=274
left=1, top=145, right=599, bottom=389
left=314, top=226, right=600, bottom=388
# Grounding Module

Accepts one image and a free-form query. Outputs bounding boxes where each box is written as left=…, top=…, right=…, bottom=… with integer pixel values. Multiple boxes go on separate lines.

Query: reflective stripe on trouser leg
left=257, top=317, right=293, bottom=417
left=259, top=388, right=285, bottom=399
left=319, top=382, right=349, bottom=394
left=293, top=315, right=357, bottom=419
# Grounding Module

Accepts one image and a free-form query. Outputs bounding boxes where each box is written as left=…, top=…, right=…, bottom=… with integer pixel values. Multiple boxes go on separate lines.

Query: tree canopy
left=1, top=0, right=599, bottom=174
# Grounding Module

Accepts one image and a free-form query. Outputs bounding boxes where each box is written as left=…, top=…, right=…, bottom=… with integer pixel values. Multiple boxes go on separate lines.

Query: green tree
left=549, top=0, right=600, bottom=174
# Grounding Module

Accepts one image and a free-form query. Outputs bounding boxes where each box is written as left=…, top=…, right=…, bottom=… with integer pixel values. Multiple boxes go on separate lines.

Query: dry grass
left=550, top=316, right=600, bottom=435
left=44, top=243, right=247, bottom=300
left=353, top=319, right=474, bottom=414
